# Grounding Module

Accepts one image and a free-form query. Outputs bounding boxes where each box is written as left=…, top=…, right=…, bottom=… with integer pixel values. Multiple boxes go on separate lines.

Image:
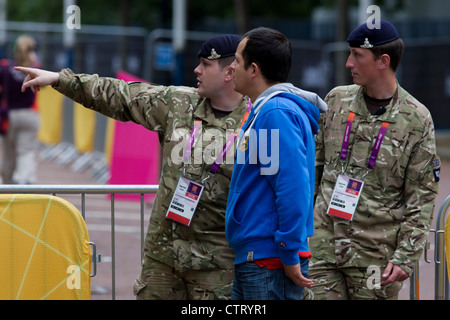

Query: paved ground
left=2, top=133, right=450, bottom=300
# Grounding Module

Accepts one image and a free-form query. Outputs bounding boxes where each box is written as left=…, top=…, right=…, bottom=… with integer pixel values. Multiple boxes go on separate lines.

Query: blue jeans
left=231, top=258, right=310, bottom=300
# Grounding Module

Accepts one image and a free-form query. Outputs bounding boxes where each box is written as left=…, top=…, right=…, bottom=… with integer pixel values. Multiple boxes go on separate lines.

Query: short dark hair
left=217, top=56, right=235, bottom=70
left=370, top=38, right=404, bottom=72
left=242, top=27, right=292, bottom=84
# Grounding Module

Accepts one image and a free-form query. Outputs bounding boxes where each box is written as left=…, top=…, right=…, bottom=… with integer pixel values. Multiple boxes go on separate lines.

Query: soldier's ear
left=378, top=54, right=391, bottom=70
left=223, top=65, right=234, bottom=82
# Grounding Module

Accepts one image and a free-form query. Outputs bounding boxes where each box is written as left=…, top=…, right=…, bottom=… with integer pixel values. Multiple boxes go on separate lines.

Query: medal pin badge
left=239, top=136, right=249, bottom=152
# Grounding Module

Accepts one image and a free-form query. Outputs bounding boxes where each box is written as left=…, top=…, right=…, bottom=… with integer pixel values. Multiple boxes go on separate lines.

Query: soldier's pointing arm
left=18, top=67, right=175, bottom=134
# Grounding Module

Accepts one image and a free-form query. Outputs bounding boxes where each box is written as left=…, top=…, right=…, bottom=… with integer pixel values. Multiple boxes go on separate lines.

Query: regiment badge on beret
left=347, top=20, right=400, bottom=48
left=207, top=48, right=221, bottom=59
left=361, top=38, right=374, bottom=49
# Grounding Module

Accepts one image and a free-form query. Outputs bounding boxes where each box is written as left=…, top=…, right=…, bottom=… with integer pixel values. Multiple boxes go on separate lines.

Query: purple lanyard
left=340, top=112, right=390, bottom=171
left=185, top=99, right=252, bottom=176
left=340, top=112, right=356, bottom=161
left=209, top=99, right=252, bottom=175
left=183, top=119, right=202, bottom=164
left=367, top=122, right=389, bottom=169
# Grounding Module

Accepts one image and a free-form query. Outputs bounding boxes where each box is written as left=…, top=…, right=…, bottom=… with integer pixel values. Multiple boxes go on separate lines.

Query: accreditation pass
left=327, top=174, right=364, bottom=221
left=166, top=176, right=204, bottom=227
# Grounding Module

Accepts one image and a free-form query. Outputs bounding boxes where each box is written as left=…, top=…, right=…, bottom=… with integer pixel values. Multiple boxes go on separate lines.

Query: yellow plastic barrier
left=0, top=194, right=91, bottom=300
left=74, top=102, right=96, bottom=153
left=104, top=118, right=116, bottom=166
left=36, top=86, right=64, bottom=145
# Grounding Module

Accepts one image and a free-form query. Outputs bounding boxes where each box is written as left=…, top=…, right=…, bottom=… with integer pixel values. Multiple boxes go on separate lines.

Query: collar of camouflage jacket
left=348, top=83, right=402, bottom=123
left=193, top=96, right=250, bottom=131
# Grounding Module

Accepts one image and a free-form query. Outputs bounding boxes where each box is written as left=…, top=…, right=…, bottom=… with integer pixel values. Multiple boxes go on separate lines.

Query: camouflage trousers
left=306, top=259, right=403, bottom=300
left=133, top=255, right=234, bottom=300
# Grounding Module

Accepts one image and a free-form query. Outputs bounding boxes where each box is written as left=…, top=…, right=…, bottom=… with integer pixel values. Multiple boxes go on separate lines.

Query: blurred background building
left=0, top=0, right=448, bottom=179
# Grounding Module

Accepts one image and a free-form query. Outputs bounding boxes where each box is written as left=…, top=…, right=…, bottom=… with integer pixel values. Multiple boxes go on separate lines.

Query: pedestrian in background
left=1, top=35, right=40, bottom=184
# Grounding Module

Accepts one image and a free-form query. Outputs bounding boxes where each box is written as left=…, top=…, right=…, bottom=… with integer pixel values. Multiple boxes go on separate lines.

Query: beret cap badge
left=207, top=48, right=221, bottom=60
left=360, top=38, right=374, bottom=49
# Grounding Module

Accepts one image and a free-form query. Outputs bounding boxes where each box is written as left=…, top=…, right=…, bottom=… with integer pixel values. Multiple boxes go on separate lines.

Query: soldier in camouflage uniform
left=309, top=21, right=441, bottom=300
left=18, top=34, right=247, bottom=300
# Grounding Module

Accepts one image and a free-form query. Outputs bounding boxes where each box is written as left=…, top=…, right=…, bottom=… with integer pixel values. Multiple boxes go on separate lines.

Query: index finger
left=15, top=66, right=34, bottom=75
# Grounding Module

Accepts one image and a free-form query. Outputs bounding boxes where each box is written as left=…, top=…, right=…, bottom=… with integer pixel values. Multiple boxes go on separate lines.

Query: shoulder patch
left=433, top=158, right=441, bottom=182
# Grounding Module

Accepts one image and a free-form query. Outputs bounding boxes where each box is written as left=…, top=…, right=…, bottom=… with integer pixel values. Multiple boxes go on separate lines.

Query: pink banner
left=108, top=71, right=161, bottom=201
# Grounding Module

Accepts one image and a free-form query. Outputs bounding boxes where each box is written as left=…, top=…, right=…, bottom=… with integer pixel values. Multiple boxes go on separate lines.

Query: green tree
left=6, top=0, right=326, bottom=30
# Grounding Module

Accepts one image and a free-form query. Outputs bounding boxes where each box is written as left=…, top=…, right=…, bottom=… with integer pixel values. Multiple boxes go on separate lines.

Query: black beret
left=197, top=34, right=241, bottom=60
left=347, top=20, right=400, bottom=48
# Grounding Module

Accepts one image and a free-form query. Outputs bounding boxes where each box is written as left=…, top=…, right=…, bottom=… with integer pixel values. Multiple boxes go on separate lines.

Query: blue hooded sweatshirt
left=225, top=86, right=321, bottom=266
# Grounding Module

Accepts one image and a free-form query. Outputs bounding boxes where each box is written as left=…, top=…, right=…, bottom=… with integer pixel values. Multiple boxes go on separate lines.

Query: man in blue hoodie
left=226, top=27, right=326, bottom=300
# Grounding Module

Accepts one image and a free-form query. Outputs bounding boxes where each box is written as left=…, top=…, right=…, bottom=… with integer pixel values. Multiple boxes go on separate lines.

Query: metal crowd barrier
left=0, top=184, right=158, bottom=300
left=406, top=195, right=450, bottom=300
left=427, top=195, right=450, bottom=300
left=1, top=184, right=449, bottom=300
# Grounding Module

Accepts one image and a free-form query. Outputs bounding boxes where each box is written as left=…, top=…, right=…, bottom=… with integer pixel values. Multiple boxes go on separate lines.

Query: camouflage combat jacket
left=311, top=84, right=440, bottom=275
left=55, top=69, right=249, bottom=271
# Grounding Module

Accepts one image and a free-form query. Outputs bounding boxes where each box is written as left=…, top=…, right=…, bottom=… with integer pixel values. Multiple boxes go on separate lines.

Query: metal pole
left=140, top=193, right=145, bottom=259
left=111, top=193, right=116, bottom=300
left=410, top=262, right=419, bottom=300
left=434, top=196, right=450, bottom=300
left=0, top=184, right=158, bottom=194
left=172, top=0, right=186, bottom=85
left=0, top=0, right=6, bottom=59
left=63, top=0, right=76, bottom=69
left=81, top=193, right=86, bottom=219
left=358, top=0, right=372, bottom=25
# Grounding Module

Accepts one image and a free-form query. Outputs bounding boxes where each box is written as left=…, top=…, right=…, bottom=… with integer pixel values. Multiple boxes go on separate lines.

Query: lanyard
left=184, top=99, right=252, bottom=181
left=339, top=112, right=390, bottom=176
left=208, top=99, right=251, bottom=175
left=183, top=119, right=202, bottom=164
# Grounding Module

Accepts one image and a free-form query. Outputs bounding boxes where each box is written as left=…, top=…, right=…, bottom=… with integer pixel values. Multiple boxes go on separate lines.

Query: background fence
left=1, top=21, right=449, bottom=157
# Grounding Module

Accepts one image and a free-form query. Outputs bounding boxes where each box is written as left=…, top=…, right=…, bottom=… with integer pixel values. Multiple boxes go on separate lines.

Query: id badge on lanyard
left=166, top=176, right=204, bottom=226
left=166, top=119, right=204, bottom=226
left=327, top=174, right=364, bottom=221
left=327, top=112, right=389, bottom=221
left=166, top=100, right=252, bottom=227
